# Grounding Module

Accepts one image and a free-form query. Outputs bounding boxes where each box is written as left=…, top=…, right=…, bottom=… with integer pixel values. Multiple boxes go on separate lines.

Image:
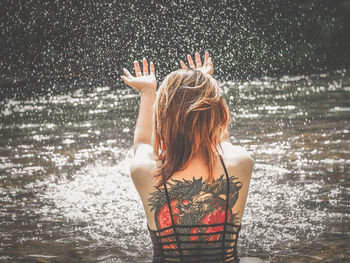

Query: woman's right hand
left=121, top=58, right=157, bottom=93
left=180, top=51, right=214, bottom=75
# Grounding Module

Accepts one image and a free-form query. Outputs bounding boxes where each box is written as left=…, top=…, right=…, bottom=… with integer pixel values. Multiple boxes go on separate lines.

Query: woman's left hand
left=121, top=58, right=157, bottom=92
left=180, top=51, right=214, bottom=76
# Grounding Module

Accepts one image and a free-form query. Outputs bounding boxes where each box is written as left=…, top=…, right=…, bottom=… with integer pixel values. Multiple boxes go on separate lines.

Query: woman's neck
left=192, top=145, right=219, bottom=160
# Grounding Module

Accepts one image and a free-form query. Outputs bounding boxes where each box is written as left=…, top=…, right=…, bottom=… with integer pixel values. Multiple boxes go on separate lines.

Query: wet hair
left=153, top=69, right=230, bottom=188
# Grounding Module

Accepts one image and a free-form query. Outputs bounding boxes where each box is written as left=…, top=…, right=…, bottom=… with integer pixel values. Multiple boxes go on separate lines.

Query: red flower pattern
left=157, top=197, right=231, bottom=246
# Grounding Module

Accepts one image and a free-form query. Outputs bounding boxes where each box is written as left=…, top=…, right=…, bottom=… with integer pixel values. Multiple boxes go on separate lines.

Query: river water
left=0, top=71, right=349, bottom=262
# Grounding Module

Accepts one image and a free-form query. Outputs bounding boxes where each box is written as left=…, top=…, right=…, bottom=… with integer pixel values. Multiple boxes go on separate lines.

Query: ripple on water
left=0, top=72, right=349, bottom=262
left=41, top=151, right=151, bottom=250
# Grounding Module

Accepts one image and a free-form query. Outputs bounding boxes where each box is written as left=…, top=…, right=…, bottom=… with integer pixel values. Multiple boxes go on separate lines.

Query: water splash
left=0, top=71, right=349, bottom=262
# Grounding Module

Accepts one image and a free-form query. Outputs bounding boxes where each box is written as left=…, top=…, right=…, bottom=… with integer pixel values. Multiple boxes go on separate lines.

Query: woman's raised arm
left=121, top=58, right=157, bottom=155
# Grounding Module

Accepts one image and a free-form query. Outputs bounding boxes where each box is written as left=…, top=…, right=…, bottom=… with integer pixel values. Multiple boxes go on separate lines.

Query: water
left=0, top=70, right=349, bottom=262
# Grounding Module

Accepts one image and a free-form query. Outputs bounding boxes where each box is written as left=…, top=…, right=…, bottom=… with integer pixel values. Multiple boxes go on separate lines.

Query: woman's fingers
left=142, top=58, right=149, bottom=76
left=123, top=68, right=132, bottom=78
left=150, top=61, right=155, bottom=75
left=134, top=61, right=142, bottom=77
left=184, top=52, right=210, bottom=69
left=207, top=57, right=214, bottom=75
left=180, top=60, right=187, bottom=69
left=195, top=52, right=202, bottom=68
left=204, top=51, right=210, bottom=64
left=120, top=75, right=130, bottom=84
left=207, top=57, right=213, bottom=68
left=187, top=54, right=196, bottom=69
left=133, top=58, right=153, bottom=76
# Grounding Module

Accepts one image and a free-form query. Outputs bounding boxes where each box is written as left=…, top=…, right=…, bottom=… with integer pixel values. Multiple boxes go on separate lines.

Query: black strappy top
left=148, top=155, right=241, bottom=263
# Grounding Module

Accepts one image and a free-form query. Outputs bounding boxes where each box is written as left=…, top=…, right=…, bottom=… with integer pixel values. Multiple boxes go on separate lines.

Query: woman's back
left=131, top=142, right=252, bottom=263
left=122, top=52, right=253, bottom=262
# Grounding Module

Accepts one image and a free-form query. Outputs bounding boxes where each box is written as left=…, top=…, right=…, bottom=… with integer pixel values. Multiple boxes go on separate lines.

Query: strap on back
left=219, top=154, right=230, bottom=262
left=164, top=180, right=183, bottom=260
left=162, top=154, right=231, bottom=262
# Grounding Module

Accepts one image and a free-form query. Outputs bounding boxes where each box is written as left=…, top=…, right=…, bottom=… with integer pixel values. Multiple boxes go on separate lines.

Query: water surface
left=0, top=71, right=349, bottom=262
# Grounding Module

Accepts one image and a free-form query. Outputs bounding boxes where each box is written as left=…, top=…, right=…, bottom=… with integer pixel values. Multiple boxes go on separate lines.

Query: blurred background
left=0, top=0, right=349, bottom=262
left=1, top=0, right=350, bottom=87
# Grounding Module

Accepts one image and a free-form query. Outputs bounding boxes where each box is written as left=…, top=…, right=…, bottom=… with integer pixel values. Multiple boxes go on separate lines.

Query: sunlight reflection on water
left=0, top=71, right=349, bottom=262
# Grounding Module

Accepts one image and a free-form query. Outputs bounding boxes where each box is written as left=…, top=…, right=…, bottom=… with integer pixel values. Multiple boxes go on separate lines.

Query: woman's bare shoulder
left=130, top=143, right=157, bottom=178
left=220, top=141, right=253, bottom=179
left=220, top=141, right=252, bottom=160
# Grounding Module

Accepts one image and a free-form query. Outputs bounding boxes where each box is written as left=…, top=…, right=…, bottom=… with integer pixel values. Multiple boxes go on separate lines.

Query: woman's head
left=153, top=69, right=230, bottom=187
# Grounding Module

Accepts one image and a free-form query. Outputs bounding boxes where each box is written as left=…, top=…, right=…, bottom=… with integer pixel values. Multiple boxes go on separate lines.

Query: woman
left=121, top=52, right=253, bottom=263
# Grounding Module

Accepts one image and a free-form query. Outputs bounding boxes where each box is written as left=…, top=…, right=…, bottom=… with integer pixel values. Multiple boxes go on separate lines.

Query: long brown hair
left=153, top=69, right=230, bottom=188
